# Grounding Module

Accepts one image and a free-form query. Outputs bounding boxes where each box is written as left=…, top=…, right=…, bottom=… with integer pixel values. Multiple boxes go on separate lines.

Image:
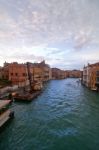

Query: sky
left=0, top=0, right=99, bottom=69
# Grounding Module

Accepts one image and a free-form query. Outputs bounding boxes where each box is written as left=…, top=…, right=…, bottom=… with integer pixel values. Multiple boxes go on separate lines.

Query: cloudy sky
left=0, top=0, right=99, bottom=69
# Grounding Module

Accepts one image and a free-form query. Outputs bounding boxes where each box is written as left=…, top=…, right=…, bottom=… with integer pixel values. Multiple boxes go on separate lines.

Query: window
left=96, top=71, right=99, bottom=76
left=96, top=77, right=99, bottom=82
left=6, top=75, right=8, bottom=78
left=11, top=73, right=13, bottom=76
left=23, top=73, right=26, bottom=76
left=15, top=73, right=18, bottom=76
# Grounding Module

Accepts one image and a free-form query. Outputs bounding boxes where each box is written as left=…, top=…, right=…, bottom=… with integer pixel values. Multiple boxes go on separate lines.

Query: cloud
left=0, top=0, right=99, bottom=68
left=0, top=0, right=98, bottom=46
left=0, top=52, right=44, bottom=64
left=73, top=32, right=90, bottom=49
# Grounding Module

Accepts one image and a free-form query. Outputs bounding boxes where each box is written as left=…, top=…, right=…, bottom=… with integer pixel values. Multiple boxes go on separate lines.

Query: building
left=52, top=68, right=66, bottom=79
left=82, top=62, right=99, bottom=90
left=20, top=61, right=51, bottom=90
left=27, top=61, right=51, bottom=82
left=64, top=71, right=69, bottom=78
left=2, top=62, right=29, bottom=87
left=0, top=67, right=3, bottom=79
left=38, top=61, right=52, bottom=82
left=82, top=65, right=90, bottom=87
left=68, top=70, right=82, bottom=78
left=26, top=62, right=44, bottom=91
left=1, top=61, right=51, bottom=88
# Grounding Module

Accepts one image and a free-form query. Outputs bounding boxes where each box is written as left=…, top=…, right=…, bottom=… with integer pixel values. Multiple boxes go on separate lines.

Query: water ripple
left=0, top=79, right=99, bottom=150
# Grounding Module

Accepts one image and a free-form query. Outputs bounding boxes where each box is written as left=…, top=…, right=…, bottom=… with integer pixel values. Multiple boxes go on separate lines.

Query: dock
left=0, top=110, right=11, bottom=127
left=0, top=100, right=14, bottom=128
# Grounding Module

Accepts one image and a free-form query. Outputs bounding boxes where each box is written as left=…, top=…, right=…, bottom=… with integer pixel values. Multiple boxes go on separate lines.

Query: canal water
left=0, top=78, right=99, bottom=150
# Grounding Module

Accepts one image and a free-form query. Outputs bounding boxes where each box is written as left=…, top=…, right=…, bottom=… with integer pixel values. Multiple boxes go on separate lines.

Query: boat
left=91, top=88, right=97, bottom=91
left=0, top=100, right=14, bottom=128
left=13, top=91, right=41, bottom=102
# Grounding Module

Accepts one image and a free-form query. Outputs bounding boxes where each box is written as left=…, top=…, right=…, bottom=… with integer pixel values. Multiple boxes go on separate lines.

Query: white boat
left=91, top=88, right=97, bottom=91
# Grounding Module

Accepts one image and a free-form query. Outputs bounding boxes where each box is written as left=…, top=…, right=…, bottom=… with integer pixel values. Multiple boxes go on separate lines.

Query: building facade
left=2, top=62, right=29, bottom=87
left=1, top=61, right=51, bottom=88
left=0, top=67, right=3, bottom=79
left=82, top=62, right=99, bottom=90
left=38, top=61, right=52, bottom=82
left=52, top=68, right=67, bottom=79
left=68, top=70, right=82, bottom=78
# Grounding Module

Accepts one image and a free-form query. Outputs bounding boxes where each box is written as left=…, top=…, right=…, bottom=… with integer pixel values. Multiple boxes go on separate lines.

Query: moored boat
left=13, top=91, right=41, bottom=102
left=91, top=88, right=97, bottom=91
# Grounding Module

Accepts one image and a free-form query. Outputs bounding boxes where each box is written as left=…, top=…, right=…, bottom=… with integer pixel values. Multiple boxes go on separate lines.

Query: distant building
left=64, top=71, right=69, bottom=78
left=52, top=68, right=66, bottom=79
left=68, top=70, right=82, bottom=78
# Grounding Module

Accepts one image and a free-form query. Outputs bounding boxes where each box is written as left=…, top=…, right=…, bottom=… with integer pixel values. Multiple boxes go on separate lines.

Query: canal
left=0, top=78, right=99, bottom=150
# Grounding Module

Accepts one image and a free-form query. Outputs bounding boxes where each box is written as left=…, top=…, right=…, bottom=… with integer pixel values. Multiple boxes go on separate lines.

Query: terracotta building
left=1, top=61, right=51, bottom=88
left=27, top=61, right=52, bottom=82
left=38, top=61, right=52, bottom=82
left=26, top=62, right=43, bottom=90
left=2, top=62, right=29, bottom=87
left=64, top=71, right=69, bottom=78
